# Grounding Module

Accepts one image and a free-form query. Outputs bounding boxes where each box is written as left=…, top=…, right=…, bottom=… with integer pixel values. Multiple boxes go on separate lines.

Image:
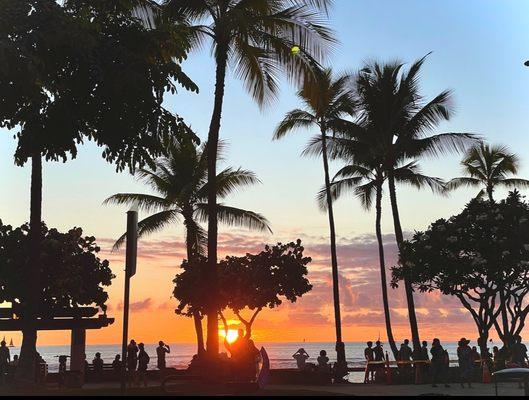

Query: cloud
left=116, top=298, right=154, bottom=312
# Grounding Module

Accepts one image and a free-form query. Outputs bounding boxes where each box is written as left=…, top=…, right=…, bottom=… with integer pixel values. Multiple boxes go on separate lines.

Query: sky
left=1, top=0, right=529, bottom=347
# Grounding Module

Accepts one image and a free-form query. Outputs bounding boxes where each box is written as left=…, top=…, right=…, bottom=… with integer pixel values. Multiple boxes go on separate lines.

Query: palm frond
left=195, top=203, right=272, bottom=233
left=103, top=193, right=171, bottom=214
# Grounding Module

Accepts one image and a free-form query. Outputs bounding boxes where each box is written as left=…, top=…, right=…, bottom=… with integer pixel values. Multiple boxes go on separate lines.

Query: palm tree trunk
left=183, top=213, right=206, bottom=357
left=205, top=45, right=229, bottom=358
left=387, top=170, right=421, bottom=356
left=15, top=152, right=42, bottom=384
left=375, top=180, right=398, bottom=359
left=320, top=129, right=346, bottom=368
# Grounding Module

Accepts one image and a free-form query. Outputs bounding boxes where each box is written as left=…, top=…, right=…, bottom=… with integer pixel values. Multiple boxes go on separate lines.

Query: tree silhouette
left=392, top=191, right=529, bottom=353
left=104, top=136, right=271, bottom=355
left=446, top=142, right=529, bottom=202
left=274, top=68, right=354, bottom=367
left=0, top=0, right=196, bottom=381
left=320, top=158, right=443, bottom=359
left=163, top=0, right=335, bottom=357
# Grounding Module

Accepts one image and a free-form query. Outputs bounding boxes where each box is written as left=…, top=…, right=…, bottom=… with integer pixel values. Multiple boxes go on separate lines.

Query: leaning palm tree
left=445, top=142, right=529, bottom=202
left=104, top=137, right=272, bottom=355
left=319, top=158, right=444, bottom=360
left=162, top=0, right=335, bottom=356
left=317, top=55, right=477, bottom=355
left=274, top=68, right=355, bottom=369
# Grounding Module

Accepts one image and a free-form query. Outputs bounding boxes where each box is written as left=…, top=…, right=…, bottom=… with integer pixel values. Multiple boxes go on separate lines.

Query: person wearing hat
left=457, top=338, right=473, bottom=388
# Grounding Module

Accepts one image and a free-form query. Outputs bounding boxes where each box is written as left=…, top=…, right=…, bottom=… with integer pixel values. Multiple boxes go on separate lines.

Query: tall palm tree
left=162, top=0, right=335, bottom=356
left=319, top=158, right=444, bottom=360
left=274, top=68, right=355, bottom=369
left=446, top=142, right=529, bottom=347
left=445, top=142, right=529, bottom=202
left=104, top=137, right=272, bottom=355
left=314, top=55, right=477, bottom=355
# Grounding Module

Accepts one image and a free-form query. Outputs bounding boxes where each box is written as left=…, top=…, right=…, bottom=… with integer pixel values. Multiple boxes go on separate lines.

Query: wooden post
left=70, top=328, right=86, bottom=374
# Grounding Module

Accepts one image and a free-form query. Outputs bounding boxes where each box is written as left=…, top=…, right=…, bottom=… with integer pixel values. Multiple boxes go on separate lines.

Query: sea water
left=6, top=341, right=470, bottom=383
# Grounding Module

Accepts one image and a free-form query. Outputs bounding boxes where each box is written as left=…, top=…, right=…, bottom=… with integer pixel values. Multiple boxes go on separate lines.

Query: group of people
left=122, top=340, right=170, bottom=387
left=292, top=348, right=331, bottom=373
left=224, top=329, right=261, bottom=382
left=363, top=335, right=529, bottom=388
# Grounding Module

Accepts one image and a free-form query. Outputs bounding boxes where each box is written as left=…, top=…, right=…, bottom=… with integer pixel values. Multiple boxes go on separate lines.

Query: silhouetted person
left=156, top=341, right=171, bottom=370
left=511, top=335, right=528, bottom=367
left=92, top=352, right=104, bottom=382
left=399, top=339, right=413, bottom=361
left=364, top=341, right=374, bottom=362
left=112, top=354, right=122, bottom=372
left=420, top=341, right=429, bottom=361
left=457, top=338, right=473, bottom=388
left=292, top=348, right=310, bottom=370
left=373, top=341, right=384, bottom=362
left=137, top=343, right=150, bottom=387
left=11, top=355, right=18, bottom=367
left=127, top=339, right=138, bottom=387
left=0, top=340, right=10, bottom=385
left=493, top=346, right=505, bottom=371
left=431, top=338, right=450, bottom=388
left=317, top=350, right=330, bottom=372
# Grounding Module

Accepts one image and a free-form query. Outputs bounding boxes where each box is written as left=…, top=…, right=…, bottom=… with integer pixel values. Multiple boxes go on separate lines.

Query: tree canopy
left=392, top=191, right=529, bottom=349
left=0, top=0, right=198, bottom=170
left=173, top=240, right=312, bottom=338
left=0, top=220, right=114, bottom=316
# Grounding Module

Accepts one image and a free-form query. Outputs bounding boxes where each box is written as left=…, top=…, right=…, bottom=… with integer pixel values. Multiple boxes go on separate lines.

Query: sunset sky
left=1, top=0, right=529, bottom=347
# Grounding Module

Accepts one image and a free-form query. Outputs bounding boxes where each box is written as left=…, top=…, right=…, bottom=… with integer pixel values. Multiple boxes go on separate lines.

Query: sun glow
left=220, top=329, right=240, bottom=344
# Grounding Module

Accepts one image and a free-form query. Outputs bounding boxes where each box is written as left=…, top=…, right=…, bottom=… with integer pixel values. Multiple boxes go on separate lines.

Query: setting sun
left=221, top=329, right=240, bottom=344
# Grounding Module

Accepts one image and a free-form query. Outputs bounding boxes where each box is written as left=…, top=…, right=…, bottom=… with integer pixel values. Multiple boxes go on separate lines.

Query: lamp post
left=120, top=206, right=138, bottom=392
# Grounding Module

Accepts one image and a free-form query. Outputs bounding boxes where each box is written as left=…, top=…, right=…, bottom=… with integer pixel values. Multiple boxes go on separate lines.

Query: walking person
left=457, top=338, right=473, bottom=388
left=364, top=341, right=375, bottom=382
left=156, top=341, right=171, bottom=370
left=0, top=340, right=10, bottom=385
left=137, top=343, right=150, bottom=387
left=126, top=339, right=139, bottom=387
left=431, top=338, right=450, bottom=388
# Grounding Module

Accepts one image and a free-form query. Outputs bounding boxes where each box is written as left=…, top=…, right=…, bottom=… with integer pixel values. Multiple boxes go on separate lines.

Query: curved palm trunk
left=205, top=46, right=229, bottom=359
left=375, top=180, right=398, bottom=359
left=16, top=153, right=42, bottom=383
left=387, top=171, right=421, bottom=356
left=183, top=214, right=206, bottom=357
left=320, top=129, right=346, bottom=368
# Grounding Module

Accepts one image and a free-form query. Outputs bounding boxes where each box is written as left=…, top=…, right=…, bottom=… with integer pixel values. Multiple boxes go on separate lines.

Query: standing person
left=398, top=339, right=413, bottom=381
left=364, top=342, right=375, bottom=382
left=317, top=350, right=330, bottom=372
left=137, top=343, right=150, bottom=387
left=373, top=341, right=384, bottom=362
left=457, top=338, right=473, bottom=388
left=156, top=341, right=171, bottom=370
left=431, top=338, right=450, bottom=388
left=126, top=339, right=139, bottom=387
left=420, top=341, right=429, bottom=361
left=92, top=352, right=104, bottom=382
left=0, top=340, right=10, bottom=385
left=511, top=335, right=528, bottom=367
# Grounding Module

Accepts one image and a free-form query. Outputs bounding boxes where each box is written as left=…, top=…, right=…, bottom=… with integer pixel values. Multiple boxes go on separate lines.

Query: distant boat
left=8, top=339, right=14, bottom=347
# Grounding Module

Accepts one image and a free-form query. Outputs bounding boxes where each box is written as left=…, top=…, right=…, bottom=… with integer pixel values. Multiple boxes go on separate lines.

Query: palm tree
left=445, top=142, right=529, bottom=202
left=104, top=137, right=272, bottom=355
left=319, top=55, right=477, bottom=355
left=319, top=159, right=444, bottom=360
left=274, top=68, right=355, bottom=369
left=162, top=0, right=335, bottom=356
left=446, top=142, right=529, bottom=347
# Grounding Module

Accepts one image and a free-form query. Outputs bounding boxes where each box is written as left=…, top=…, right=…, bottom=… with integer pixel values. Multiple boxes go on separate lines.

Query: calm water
left=5, top=341, right=467, bottom=383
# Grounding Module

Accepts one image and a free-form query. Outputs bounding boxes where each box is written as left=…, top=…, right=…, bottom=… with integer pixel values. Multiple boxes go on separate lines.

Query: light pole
left=120, top=206, right=138, bottom=392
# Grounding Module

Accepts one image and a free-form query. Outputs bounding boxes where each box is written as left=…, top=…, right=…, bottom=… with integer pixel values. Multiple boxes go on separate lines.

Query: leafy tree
left=173, top=240, right=312, bottom=343
left=104, top=136, right=271, bottom=355
left=0, top=220, right=114, bottom=317
left=274, top=68, right=355, bottom=366
left=0, top=0, right=196, bottom=381
left=163, top=0, right=335, bottom=356
left=392, top=191, right=529, bottom=354
left=321, top=159, right=443, bottom=359
left=446, top=142, right=529, bottom=202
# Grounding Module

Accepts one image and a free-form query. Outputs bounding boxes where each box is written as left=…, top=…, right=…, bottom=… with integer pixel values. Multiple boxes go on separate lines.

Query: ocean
left=6, top=341, right=468, bottom=383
